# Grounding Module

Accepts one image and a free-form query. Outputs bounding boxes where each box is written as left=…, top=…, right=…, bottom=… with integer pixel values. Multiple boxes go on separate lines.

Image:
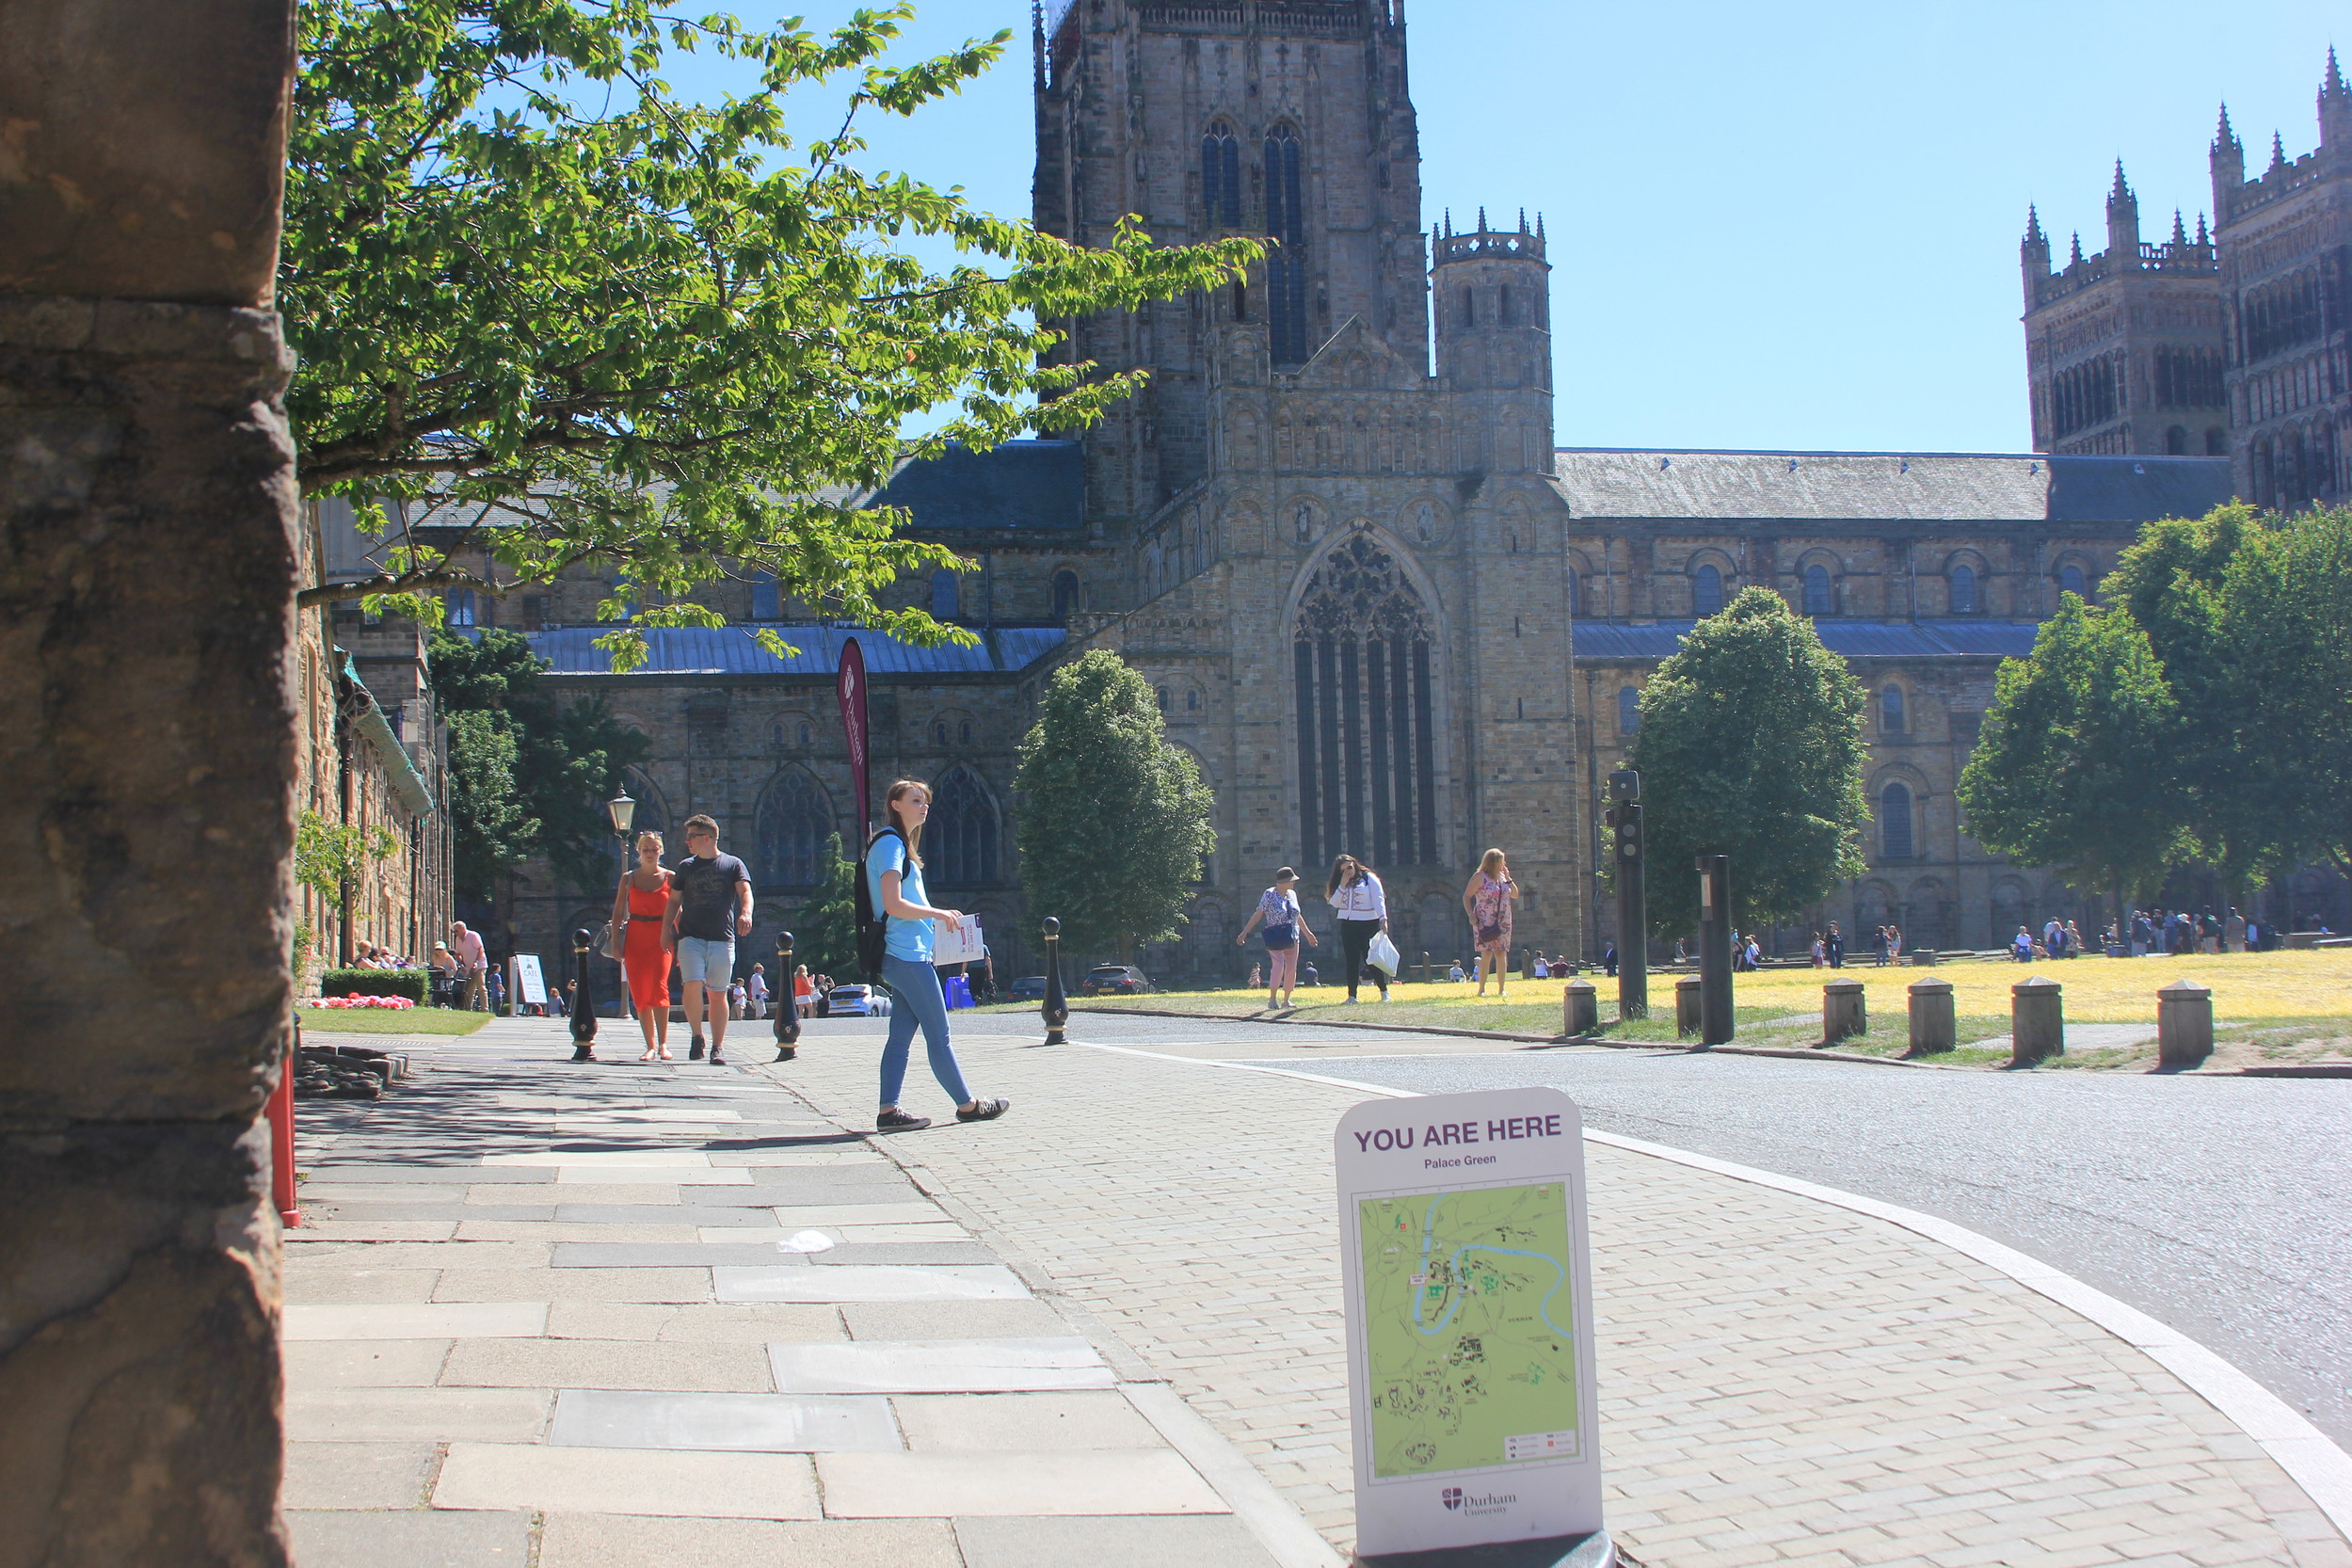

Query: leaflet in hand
left=932, top=915, right=984, bottom=968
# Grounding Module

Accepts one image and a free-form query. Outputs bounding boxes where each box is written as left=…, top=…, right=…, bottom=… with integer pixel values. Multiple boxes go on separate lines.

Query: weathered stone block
left=2010, top=976, right=2064, bottom=1066
left=1907, top=977, right=1956, bottom=1054
left=1822, top=979, right=1866, bottom=1044
left=2156, top=979, right=2214, bottom=1069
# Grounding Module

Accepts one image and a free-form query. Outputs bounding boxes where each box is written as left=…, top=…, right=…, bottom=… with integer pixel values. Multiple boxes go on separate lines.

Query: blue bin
left=943, top=974, right=974, bottom=1010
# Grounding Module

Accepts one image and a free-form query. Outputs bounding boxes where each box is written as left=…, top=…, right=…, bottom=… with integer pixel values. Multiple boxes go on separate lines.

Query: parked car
left=825, top=984, right=877, bottom=1017
left=1009, top=975, right=1048, bottom=1001
left=1079, top=965, right=1152, bottom=996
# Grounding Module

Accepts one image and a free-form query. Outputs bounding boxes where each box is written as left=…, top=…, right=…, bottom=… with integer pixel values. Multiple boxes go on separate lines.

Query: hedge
left=320, top=968, right=429, bottom=1003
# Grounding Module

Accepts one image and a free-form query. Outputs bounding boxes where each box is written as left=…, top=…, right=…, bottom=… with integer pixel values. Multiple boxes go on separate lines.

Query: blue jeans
left=880, top=955, right=973, bottom=1109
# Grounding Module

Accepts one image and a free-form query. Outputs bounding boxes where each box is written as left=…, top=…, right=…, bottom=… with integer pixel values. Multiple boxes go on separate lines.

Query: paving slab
left=767, top=1201, right=953, bottom=1226
left=308, top=1201, right=556, bottom=1224
left=557, top=1167, right=757, bottom=1185
left=456, top=1220, right=702, bottom=1243
left=283, top=1269, right=443, bottom=1305
left=553, top=1242, right=813, bottom=1269
left=954, top=1512, right=1285, bottom=1568
left=815, top=1449, right=1228, bottom=1516
left=487, top=1149, right=713, bottom=1167
left=840, top=1301, right=1073, bottom=1341
left=807, top=1242, right=997, bottom=1266
left=432, top=1267, right=713, bottom=1304
left=769, top=1336, right=1113, bottom=1395
left=440, top=1336, right=774, bottom=1393
left=315, top=1165, right=554, bottom=1184
left=546, top=1301, right=846, bottom=1344
left=536, top=1512, right=962, bottom=1568
left=287, top=1385, right=552, bottom=1443
left=280, top=1440, right=437, bottom=1509
left=284, top=1303, right=547, bottom=1341
left=893, top=1391, right=1163, bottom=1451
left=283, top=1338, right=452, bottom=1386
left=548, top=1388, right=903, bottom=1452
left=713, top=1265, right=1029, bottom=1304
left=286, top=1508, right=534, bottom=1567
left=433, top=1440, right=823, bottom=1519
left=296, top=1219, right=460, bottom=1241
left=557, top=1202, right=801, bottom=1224
left=291, top=1240, right=552, bottom=1271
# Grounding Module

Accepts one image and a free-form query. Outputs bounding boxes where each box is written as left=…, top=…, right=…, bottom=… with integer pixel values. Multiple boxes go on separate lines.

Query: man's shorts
left=673, top=936, right=736, bottom=990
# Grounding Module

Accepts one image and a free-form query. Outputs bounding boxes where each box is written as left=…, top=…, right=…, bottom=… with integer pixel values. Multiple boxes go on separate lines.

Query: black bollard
left=1695, top=854, right=1735, bottom=1045
left=1041, top=916, right=1069, bottom=1047
left=568, top=928, right=598, bottom=1062
left=773, top=931, right=802, bottom=1062
left=1608, top=770, right=1649, bottom=1020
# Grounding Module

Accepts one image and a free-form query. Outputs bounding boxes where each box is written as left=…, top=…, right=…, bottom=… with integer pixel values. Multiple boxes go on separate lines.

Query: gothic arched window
left=755, top=770, right=833, bottom=888
left=1051, top=569, right=1080, bottom=618
left=1264, top=126, right=1308, bottom=364
left=1949, top=564, right=1977, bottom=615
left=444, top=588, right=476, bottom=628
left=1201, top=120, right=1240, bottom=228
left=1803, top=564, right=1833, bottom=616
left=1617, top=686, right=1640, bottom=737
left=930, top=568, right=960, bottom=619
left=1880, top=783, right=1914, bottom=859
left=1881, top=683, right=1906, bottom=735
left=1691, top=563, right=1724, bottom=617
left=1292, top=536, right=1436, bottom=868
left=927, top=766, right=999, bottom=886
left=750, top=570, right=780, bottom=621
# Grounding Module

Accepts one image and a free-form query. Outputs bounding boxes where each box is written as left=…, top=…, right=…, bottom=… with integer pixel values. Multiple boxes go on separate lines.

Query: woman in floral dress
left=1462, top=849, right=1519, bottom=998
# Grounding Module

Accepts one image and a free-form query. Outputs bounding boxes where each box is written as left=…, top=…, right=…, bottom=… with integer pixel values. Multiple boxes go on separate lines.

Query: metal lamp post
left=773, top=930, right=801, bottom=1063
left=606, top=785, right=636, bottom=873
left=568, top=927, right=598, bottom=1061
left=1040, top=916, right=1069, bottom=1046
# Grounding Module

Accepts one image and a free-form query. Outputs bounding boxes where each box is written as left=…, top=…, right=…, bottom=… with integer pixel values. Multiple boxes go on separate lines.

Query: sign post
left=836, top=637, right=870, bottom=847
left=1337, top=1088, right=1612, bottom=1566
left=1695, top=855, right=1734, bottom=1046
left=1606, top=770, right=1646, bottom=1020
left=510, top=953, right=549, bottom=1015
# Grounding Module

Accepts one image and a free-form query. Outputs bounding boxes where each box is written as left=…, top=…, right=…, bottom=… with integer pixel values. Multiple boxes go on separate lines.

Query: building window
left=1802, top=564, right=1833, bottom=616
left=930, top=569, right=959, bottom=619
left=1264, top=126, right=1307, bottom=364
left=1881, top=684, right=1906, bottom=735
left=1691, top=563, right=1724, bottom=616
left=927, top=766, right=998, bottom=886
left=1948, top=564, right=1977, bottom=615
left=1156, top=686, right=1171, bottom=712
left=799, top=721, right=812, bottom=747
left=935, top=720, right=949, bottom=745
left=1201, top=120, right=1240, bottom=228
left=2205, top=427, right=2227, bottom=456
left=750, top=570, right=780, bottom=621
left=1186, top=689, right=1200, bottom=712
left=1617, top=686, right=1640, bottom=737
left=1292, top=535, right=1438, bottom=868
left=1880, top=783, right=1913, bottom=859
left=1051, top=569, right=1081, bottom=618
left=445, top=588, right=476, bottom=628
left=959, top=720, right=973, bottom=744
left=520, top=594, right=547, bottom=632
left=755, top=770, right=833, bottom=888
left=2058, top=563, right=2088, bottom=599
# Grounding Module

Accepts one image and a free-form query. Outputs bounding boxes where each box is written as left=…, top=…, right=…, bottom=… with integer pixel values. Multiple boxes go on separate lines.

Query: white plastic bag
left=1367, top=931, right=1401, bottom=977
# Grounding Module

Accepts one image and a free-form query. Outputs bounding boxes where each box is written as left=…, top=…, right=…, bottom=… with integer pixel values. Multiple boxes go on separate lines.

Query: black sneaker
left=687, top=1037, right=705, bottom=1061
left=955, top=1097, right=1012, bottom=1123
left=875, top=1108, right=931, bottom=1132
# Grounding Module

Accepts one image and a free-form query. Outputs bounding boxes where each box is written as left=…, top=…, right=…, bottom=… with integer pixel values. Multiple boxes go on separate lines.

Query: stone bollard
left=1563, top=978, right=1598, bottom=1036
left=1909, top=948, right=1939, bottom=967
left=2157, top=979, right=2214, bottom=1069
left=1822, top=978, right=1866, bottom=1046
left=2010, top=975, right=2064, bottom=1066
left=1675, top=973, right=1704, bottom=1036
left=1908, top=977, right=1956, bottom=1053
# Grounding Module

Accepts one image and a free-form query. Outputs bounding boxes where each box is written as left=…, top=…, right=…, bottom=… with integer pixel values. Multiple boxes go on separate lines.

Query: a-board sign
left=1336, top=1087, right=1603, bottom=1558
left=511, top=954, right=549, bottom=1008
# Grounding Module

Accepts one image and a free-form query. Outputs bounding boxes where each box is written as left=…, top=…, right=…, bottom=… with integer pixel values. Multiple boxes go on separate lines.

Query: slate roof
left=526, top=625, right=1067, bottom=678
left=1548, top=451, right=2232, bottom=525
left=868, top=440, right=1087, bottom=532
left=1573, top=619, right=2043, bottom=662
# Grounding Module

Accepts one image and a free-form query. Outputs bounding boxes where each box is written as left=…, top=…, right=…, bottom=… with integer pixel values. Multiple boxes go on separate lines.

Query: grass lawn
left=297, top=1008, right=495, bottom=1036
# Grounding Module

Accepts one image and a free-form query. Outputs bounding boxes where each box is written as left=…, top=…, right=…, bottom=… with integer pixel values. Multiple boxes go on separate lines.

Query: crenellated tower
left=1430, top=209, right=1553, bottom=475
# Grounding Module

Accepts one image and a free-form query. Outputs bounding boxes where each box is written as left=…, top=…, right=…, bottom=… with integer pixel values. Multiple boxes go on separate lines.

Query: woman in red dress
left=607, top=831, right=675, bottom=1061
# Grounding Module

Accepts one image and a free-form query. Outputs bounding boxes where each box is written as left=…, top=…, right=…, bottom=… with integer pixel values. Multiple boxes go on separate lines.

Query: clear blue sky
left=668, top=1, right=2345, bottom=453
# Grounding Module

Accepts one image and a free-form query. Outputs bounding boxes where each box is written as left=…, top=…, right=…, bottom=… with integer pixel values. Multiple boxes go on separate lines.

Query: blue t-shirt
left=866, top=832, right=934, bottom=963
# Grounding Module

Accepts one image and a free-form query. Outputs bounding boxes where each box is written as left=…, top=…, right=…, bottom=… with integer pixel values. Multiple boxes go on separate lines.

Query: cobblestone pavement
left=767, top=1010, right=2352, bottom=1568
left=280, top=1016, right=1334, bottom=1568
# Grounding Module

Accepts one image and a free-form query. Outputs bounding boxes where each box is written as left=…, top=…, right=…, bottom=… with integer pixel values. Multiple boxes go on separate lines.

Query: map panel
left=1357, top=1181, right=1578, bottom=1480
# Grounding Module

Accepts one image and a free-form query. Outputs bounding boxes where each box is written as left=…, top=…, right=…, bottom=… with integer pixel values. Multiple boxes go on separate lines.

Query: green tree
left=1014, top=649, right=1216, bottom=963
left=1628, top=588, right=1871, bottom=936
left=284, top=0, right=1256, bottom=668
left=2215, top=507, right=2352, bottom=877
left=294, top=810, right=403, bottom=961
left=428, top=630, right=650, bottom=896
left=1957, top=596, right=2189, bottom=919
left=789, top=835, right=862, bottom=984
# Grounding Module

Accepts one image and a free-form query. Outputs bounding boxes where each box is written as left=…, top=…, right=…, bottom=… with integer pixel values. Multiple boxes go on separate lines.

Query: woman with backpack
left=1237, top=866, right=1317, bottom=1011
left=862, top=778, right=1009, bottom=1132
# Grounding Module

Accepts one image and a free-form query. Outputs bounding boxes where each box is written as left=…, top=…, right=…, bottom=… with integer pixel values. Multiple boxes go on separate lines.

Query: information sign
left=1337, top=1087, right=1604, bottom=1559
left=510, top=953, right=549, bottom=1008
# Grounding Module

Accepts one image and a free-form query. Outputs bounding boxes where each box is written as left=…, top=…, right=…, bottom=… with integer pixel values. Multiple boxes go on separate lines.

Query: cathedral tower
left=1032, top=0, right=1428, bottom=523
left=1431, top=209, right=1553, bottom=476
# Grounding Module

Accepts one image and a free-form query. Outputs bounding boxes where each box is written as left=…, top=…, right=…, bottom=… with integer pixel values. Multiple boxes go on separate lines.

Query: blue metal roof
left=526, top=625, right=1068, bottom=678
left=871, top=440, right=1086, bottom=532
left=1573, top=619, right=2043, bottom=662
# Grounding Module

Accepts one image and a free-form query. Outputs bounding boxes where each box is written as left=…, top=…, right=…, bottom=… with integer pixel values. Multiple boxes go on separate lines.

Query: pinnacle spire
left=1535, top=213, right=1545, bottom=242
left=1517, top=207, right=1528, bottom=234
left=1476, top=205, right=1489, bottom=233
left=2070, top=232, right=2084, bottom=265
left=2024, top=203, right=2046, bottom=246
left=2328, top=44, right=2344, bottom=96
left=2272, top=131, right=2289, bottom=171
left=2197, top=211, right=2210, bottom=246
left=2110, top=158, right=2132, bottom=203
left=2171, top=209, right=2188, bottom=246
left=2215, top=103, right=2240, bottom=153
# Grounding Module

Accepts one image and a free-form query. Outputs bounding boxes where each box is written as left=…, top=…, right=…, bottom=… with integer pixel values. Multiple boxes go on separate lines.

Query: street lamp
left=606, top=786, right=637, bottom=874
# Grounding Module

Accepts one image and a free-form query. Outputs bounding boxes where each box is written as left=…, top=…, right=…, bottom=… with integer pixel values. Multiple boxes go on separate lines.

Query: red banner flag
left=836, top=637, right=870, bottom=848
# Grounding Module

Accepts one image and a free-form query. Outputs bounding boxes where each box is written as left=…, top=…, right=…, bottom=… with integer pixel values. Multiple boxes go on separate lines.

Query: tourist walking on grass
left=1463, top=849, right=1519, bottom=998
left=1238, top=866, right=1317, bottom=1010
left=665, top=813, right=752, bottom=1065
left=1325, top=854, right=1391, bottom=1004
left=867, top=779, right=1009, bottom=1131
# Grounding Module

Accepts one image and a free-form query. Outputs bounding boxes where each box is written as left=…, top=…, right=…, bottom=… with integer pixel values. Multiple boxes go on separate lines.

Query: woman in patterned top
left=1237, top=866, right=1319, bottom=1011
left=1461, top=848, right=1519, bottom=998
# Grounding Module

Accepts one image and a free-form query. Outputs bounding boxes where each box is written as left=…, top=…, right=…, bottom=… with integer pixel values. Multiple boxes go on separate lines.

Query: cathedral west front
left=334, top=0, right=2320, bottom=984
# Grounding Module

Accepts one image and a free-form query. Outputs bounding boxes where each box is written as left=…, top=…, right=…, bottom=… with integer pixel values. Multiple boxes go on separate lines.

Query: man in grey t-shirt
left=664, top=813, right=752, bottom=1063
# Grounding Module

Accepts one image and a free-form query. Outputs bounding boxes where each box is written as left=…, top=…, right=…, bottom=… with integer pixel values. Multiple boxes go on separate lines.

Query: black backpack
left=854, top=827, right=907, bottom=982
